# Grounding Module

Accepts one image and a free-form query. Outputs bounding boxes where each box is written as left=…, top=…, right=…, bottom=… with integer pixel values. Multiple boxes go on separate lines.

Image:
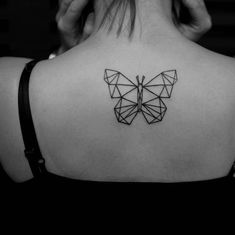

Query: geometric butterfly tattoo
left=104, top=69, right=178, bottom=125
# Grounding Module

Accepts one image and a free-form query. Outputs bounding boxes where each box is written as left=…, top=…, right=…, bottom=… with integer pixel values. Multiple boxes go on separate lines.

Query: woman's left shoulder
left=0, top=56, right=32, bottom=73
left=0, top=57, right=33, bottom=182
left=0, top=57, right=34, bottom=88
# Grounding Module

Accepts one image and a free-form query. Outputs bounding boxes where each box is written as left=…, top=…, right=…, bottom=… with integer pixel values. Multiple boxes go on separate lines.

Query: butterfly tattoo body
left=104, top=69, right=178, bottom=125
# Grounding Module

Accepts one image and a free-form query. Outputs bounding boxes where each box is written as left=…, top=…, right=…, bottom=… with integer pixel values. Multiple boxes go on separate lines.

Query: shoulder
left=0, top=57, right=33, bottom=182
left=185, top=44, right=235, bottom=96
left=192, top=47, right=235, bottom=118
left=0, top=57, right=32, bottom=76
left=0, top=57, right=68, bottom=182
left=205, top=51, right=235, bottom=101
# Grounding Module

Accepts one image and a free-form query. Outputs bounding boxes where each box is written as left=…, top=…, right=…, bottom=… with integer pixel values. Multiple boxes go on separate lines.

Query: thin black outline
left=104, top=69, right=178, bottom=125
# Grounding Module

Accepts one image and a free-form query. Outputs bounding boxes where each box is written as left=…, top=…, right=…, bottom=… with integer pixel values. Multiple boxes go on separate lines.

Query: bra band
left=18, top=60, right=47, bottom=177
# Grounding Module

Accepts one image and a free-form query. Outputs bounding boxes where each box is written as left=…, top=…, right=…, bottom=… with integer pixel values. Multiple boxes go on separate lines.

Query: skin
left=0, top=0, right=235, bottom=182
left=56, top=0, right=212, bottom=55
left=56, top=0, right=95, bottom=54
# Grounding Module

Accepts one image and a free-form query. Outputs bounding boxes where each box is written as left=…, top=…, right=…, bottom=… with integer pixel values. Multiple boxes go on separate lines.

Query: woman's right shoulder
left=206, top=50, right=235, bottom=94
left=188, top=44, right=235, bottom=90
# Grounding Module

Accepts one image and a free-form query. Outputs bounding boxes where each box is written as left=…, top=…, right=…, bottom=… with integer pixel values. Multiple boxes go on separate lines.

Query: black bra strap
left=228, top=162, right=235, bottom=179
left=18, top=60, right=47, bottom=177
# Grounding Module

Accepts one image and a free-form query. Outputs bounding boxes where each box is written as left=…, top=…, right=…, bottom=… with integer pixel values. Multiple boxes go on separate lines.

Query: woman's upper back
left=1, top=34, right=235, bottom=182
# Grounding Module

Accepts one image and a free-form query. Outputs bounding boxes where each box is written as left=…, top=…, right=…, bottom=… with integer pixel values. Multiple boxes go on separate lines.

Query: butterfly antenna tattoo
left=104, top=69, right=178, bottom=125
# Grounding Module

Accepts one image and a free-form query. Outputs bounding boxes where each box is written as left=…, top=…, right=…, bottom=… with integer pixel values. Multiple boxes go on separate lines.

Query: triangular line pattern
left=104, top=69, right=178, bottom=125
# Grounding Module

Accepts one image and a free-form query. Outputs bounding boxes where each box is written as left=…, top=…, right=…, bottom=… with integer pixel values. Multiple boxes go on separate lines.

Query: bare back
left=1, top=36, right=235, bottom=182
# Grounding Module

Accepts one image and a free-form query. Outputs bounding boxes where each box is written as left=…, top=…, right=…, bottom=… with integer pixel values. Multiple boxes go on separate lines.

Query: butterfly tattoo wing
left=104, top=69, right=139, bottom=125
left=142, top=70, right=178, bottom=124
left=104, top=69, right=178, bottom=125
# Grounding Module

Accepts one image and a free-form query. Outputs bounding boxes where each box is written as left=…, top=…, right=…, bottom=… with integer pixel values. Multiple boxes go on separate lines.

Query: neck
left=90, top=0, right=182, bottom=44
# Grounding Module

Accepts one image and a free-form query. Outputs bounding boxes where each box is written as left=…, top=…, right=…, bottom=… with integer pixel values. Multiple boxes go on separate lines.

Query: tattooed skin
left=104, top=69, right=178, bottom=125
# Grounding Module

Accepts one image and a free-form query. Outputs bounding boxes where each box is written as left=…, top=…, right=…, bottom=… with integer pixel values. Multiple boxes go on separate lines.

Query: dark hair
left=99, top=0, right=137, bottom=38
